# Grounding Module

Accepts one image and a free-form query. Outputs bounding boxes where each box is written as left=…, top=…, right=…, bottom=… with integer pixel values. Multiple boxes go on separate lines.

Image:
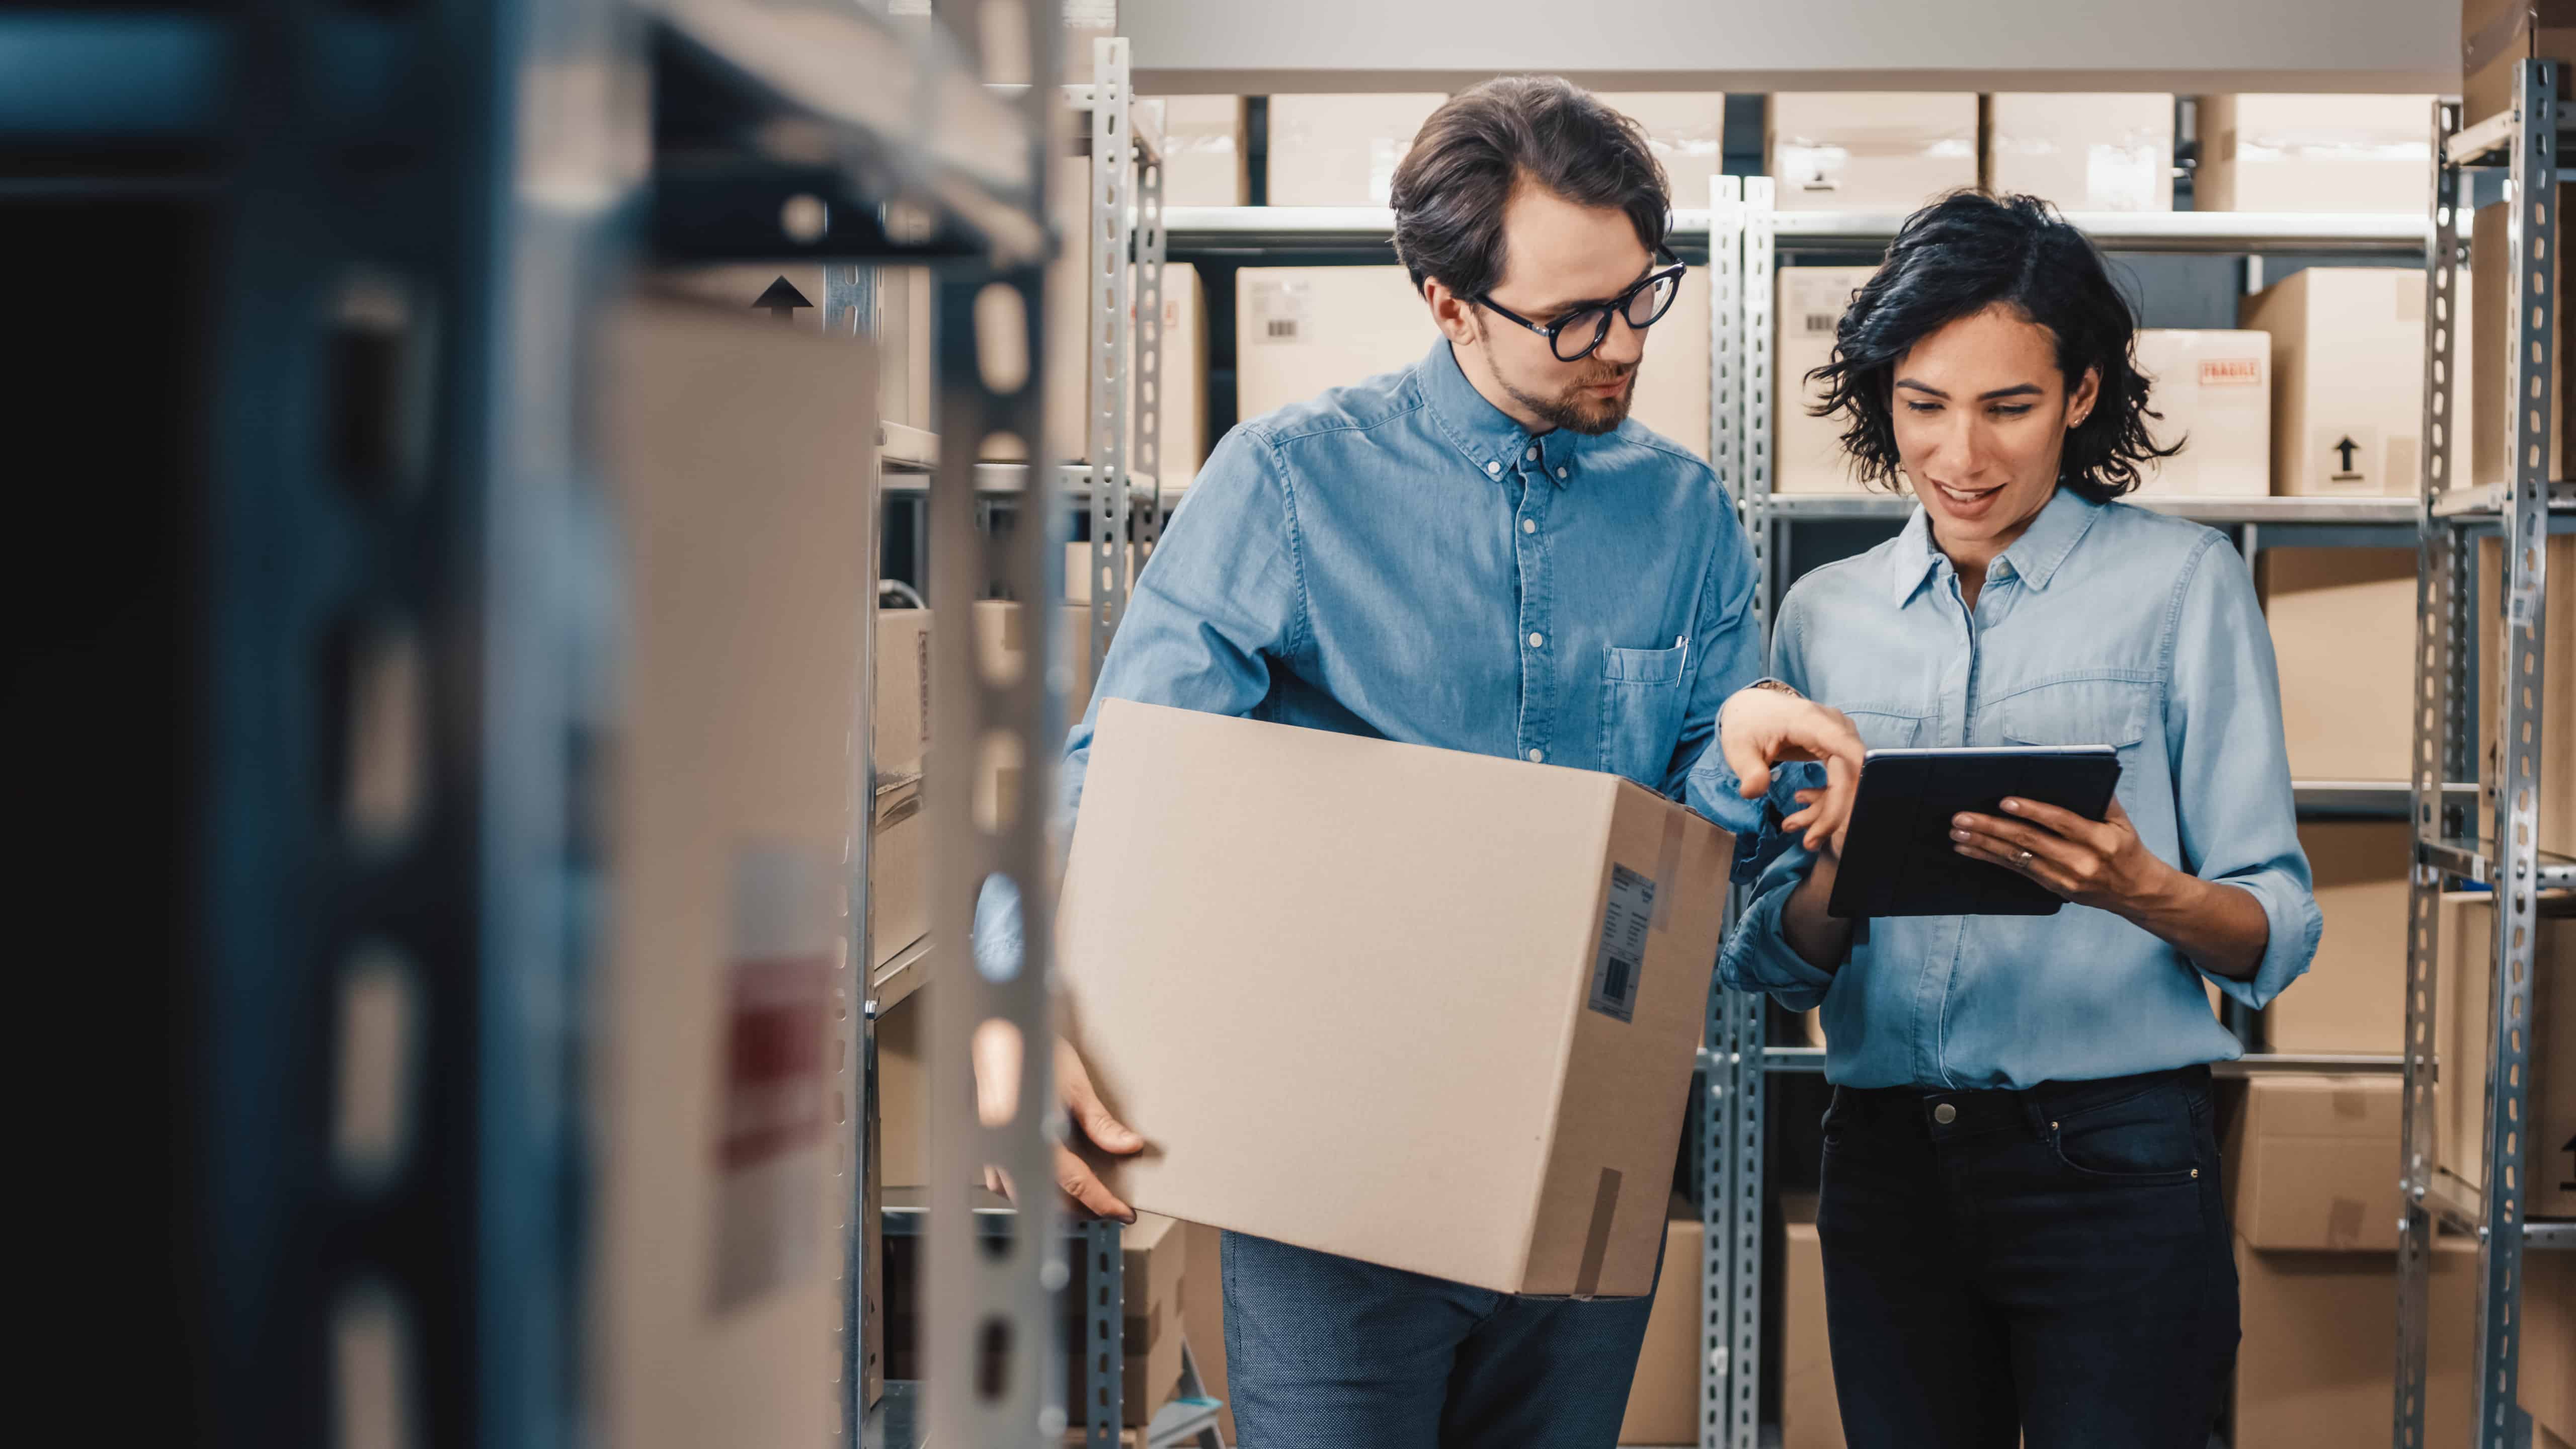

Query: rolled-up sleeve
left=2168, top=542, right=2321, bottom=1009
left=1675, top=496, right=1824, bottom=862
left=1712, top=593, right=1839, bottom=1008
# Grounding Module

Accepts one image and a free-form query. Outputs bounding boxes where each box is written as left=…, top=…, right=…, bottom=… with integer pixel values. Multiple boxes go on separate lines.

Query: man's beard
left=1499, top=363, right=1638, bottom=436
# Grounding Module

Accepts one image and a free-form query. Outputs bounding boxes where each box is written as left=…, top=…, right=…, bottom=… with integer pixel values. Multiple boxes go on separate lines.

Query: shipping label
left=1588, top=864, right=1655, bottom=1023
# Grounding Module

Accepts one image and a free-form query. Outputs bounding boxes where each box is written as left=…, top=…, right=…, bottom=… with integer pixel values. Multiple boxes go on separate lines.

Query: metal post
left=1135, top=102, right=1169, bottom=553
left=1082, top=1218, right=1124, bottom=1447
left=2395, top=93, right=2466, bottom=1449
left=1700, top=175, right=1746, bottom=1449
left=2468, top=56, right=2557, bottom=1449
left=1744, top=177, right=1779, bottom=629
left=1089, top=37, right=1137, bottom=659
left=845, top=259, right=887, bottom=1445
left=922, top=5, right=1068, bottom=1449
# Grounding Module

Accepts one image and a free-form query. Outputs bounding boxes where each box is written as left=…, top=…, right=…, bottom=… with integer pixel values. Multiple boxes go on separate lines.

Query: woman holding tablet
left=1719, top=192, right=2320, bottom=1449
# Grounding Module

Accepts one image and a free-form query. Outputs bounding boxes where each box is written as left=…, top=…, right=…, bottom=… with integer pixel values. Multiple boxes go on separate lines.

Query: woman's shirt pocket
left=1842, top=706, right=1932, bottom=751
left=1598, top=641, right=1689, bottom=787
left=1990, top=675, right=2156, bottom=812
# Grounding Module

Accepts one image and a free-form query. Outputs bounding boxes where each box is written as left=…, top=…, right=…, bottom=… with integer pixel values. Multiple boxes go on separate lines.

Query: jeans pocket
left=2045, top=1084, right=2202, bottom=1184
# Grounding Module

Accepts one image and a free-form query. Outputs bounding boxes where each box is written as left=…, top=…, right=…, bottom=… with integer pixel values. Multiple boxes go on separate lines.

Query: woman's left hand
left=1950, top=795, right=2173, bottom=916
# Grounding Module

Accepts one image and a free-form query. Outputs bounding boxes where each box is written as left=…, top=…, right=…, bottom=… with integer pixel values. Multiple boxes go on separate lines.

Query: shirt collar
left=1886, top=486, right=2105, bottom=607
left=1414, top=339, right=1579, bottom=488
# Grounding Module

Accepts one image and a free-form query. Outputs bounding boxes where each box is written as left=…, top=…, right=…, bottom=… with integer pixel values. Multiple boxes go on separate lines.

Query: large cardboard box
left=2469, top=189, right=2575, bottom=494
left=1768, top=93, right=1978, bottom=213
left=1059, top=700, right=1733, bottom=1295
left=2436, top=891, right=2576, bottom=1219
left=868, top=784, right=927, bottom=975
left=1064, top=1212, right=1189, bottom=1427
left=595, top=297, right=870, bottom=1449
left=1599, top=92, right=1728, bottom=180
left=875, top=609, right=931, bottom=786
left=2241, top=267, right=2442, bottom=498
left=1986, top=94, right=2174, bottom=213
left=1775, top=267, right=1876, bottom=493
left=2265, top=821, right=2414, bottom=1054
left=974, top=600, right=1101, bottom=724
left=2223, top=1074, right=2403, bottom=1251
left=875, top=991, right=926, bottom=1188
left=2258, top=547, right=2417, bottom=783
left=1236, top=266, right=1435, bottom=420
left=1782, top=1194, right=1845, bottom=1449
left=1151, top=95, right=1249, bottom=206
left=1142, top=265, right=1208, bottom=491
left=2232, top=1235, right=2478, bottom=1449
left=1616, top=1202, right=1705, bottom=1446
left=2462, top=0, right=2576, bottom=120
left=2526, top=1250, right=2576, bottom=1444
left=1266, top=93, right=1448, bottom=206
left=1178, top=1221, right=1237, bottom=1445
left=2195, top=95, right=2437, bottom=214
left=2128, top=329, right=2271, bottom=497
left=2476, top=534, right=2576, bottom=859
left=877, top=265, right=935, bottom=433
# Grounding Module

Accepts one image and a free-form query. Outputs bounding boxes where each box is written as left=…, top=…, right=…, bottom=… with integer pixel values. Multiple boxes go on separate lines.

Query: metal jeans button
left=1932, top=1102, right=1958, bottom=1125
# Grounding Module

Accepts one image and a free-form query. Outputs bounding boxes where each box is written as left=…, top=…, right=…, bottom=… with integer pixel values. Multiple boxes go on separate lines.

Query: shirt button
left=1556, top=466, right=1567, bottom=480
left=1521, top=518, right=1537, bottom=535
left=1933, top=1102, right=1958, bottom=1125
left=1485, top=460, right=1501, bottom=476
left=1524, top=446, right=1538, bottom=461
left=1527, top=748, right=1544, bottom=763
left=1527, top=632, right=1545, bottom=649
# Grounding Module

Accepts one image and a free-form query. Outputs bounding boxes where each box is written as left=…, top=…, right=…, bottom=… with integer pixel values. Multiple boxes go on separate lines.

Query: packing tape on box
left=1651, top=810, right=1683, bottom=934
left=1574, top=1166, right=1624, bottom=1299
left=2327, top=1197, right=2368, bottom=1248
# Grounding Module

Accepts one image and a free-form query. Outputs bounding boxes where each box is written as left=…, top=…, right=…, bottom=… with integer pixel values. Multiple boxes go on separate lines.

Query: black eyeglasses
left=1475, top=249, right=1685, bottom=362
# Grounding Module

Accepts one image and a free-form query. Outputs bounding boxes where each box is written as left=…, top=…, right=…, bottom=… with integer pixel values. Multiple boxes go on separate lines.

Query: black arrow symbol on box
left=754, top=276, right=813, bottom=324
left=2333, top=436, right=2361, bottom=472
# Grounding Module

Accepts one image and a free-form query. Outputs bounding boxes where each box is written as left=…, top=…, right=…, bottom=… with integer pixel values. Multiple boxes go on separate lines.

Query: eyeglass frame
left=1471, top=247, right=1686, bottom=363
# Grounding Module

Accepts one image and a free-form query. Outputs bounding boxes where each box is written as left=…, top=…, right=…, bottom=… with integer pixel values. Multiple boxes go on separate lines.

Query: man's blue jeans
left=1220, top=1229, right=1662, bottom=1448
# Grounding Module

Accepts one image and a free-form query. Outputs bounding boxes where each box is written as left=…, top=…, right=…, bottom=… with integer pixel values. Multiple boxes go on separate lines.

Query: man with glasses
left=1023, top=75, right=1864, bottom=1448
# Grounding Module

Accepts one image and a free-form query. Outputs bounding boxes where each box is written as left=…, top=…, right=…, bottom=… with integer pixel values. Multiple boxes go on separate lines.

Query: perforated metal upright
left=2396, top=61, right=2575, bottom=1449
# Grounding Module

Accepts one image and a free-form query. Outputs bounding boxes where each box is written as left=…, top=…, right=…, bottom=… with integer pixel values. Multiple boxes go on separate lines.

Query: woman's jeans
left=1817, top=1064, right=2240, bottom=1449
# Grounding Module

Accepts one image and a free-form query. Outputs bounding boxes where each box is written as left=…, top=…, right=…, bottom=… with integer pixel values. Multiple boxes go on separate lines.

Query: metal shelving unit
left=2396, top=69, right=2576, bottom=1449
left=852, top=33, right=1188, bottom=1449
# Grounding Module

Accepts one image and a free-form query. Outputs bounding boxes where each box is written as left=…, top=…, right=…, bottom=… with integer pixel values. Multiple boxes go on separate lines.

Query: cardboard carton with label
left=2129, top=330, right=2272, bottom=496
left=1058, top=700, right=1732, bottom=1295
left=2242, top=266, right=2463, bottom=498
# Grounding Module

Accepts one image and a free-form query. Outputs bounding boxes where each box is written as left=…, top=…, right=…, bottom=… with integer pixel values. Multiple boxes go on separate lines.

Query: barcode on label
left=1588, top=864, right=1656, bottom=1023
left=1266, top=317, right=1300, bottom=340
left=1803, top=311, right=1837, bottom=335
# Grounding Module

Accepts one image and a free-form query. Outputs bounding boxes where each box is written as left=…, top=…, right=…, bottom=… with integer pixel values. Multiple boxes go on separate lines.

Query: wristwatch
left=1748, top=678, right=1803, bottom=698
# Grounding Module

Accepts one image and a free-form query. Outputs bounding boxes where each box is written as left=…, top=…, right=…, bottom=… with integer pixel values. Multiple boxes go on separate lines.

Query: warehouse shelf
left=1165, top=204, right=1716, bottom=254
left=2430, top=479, right=2576, bottom=518
left=1760, top=494, right=2421, bottom=526
left=879, top=421, right=939, bottom=470
left=1067, top=84, right=1165, bottom=165
left=2395, top=70, right=2570, bottom=1446
left=861, top=1380, right=925, bottom=1449
left=1773, top=208, right=2428, bottom=254
left=1763, top=1048, right=2406, bottom=1075
left=869, top=934, right=933, bottom=1016
left=2417, top=837, right=2576, bottom=892
left=2294, top=781, right=2477, bottom=819
left=880, top=460, right=1162, bottom=505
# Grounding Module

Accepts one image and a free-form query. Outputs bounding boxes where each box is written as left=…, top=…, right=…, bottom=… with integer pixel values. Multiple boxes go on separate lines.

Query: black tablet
left=1824, top=746, right=2123, bottom=919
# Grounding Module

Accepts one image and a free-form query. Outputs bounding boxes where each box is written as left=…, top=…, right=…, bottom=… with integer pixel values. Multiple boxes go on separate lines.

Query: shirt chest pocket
left=1843, top=706, right=1931, bottom=751
left=1993, top=677, right=2155, bottom=807
left=1598, top=642, right=1691, bottom=788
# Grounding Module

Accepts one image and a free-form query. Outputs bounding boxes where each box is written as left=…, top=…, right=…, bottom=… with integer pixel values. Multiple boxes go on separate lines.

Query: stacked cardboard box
left=2258, top=547, right=2417, bottom=783
left=1179, top=1221, right=1237, bottom=1445
left=2226, top=1074, right=2406, bottom=1252
left=2435, top=891, right=2575, bottom=1220
left=875, top=610, right=932, bottom=785
left=2262, top=821, right=2413, bottom=1054
left=2241, top=266, right=2463, bottom=498
left=1143, top=265, right=1209, bottom=490
left=1234, top=265, right=1714, bottom=458
left=1782, top=1194, right=1843, bottom=1449
left=2233, top=1234, right=2479, bottom=1448
left=1600, top=93, right=1728, bottom=181
left=1774, top=267, right=1876, bottom=495
left=594, top=296, right=871, bottom=1449
left=1265, top=94, right=1449, bottom=206
left=2194, top=95, right=2436, bottom=213
left=2476, top=534, right=2576, bottom=860
left=2463, top=0, right=2576, bottom=120
left=1768, top=94, right=1979, bottom=213
left=2128, top=330, right=2273, bottom=497
left=1151, top=96, right=1249, bottom=206
left=1064, top=1212, right=1191, bottom=1428
left=1985, top=94, right=2174, bottom=212
left=1058, top=700, right=1732, bottom=1295
left=1615, top=1201, right=1705, bottom=1445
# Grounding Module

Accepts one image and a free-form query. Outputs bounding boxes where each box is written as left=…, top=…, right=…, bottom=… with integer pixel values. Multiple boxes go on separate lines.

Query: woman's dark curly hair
left=1808, top=191, right=2180, bottom=503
